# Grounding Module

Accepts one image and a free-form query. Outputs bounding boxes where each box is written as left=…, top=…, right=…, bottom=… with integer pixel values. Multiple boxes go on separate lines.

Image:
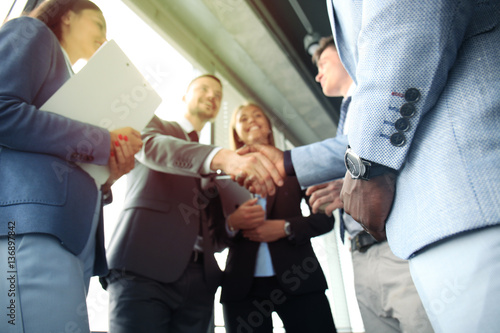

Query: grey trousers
left=0, top=195, right=100, bottom=333
left=352, top=241, right=433, bottom=333
left=106, top=263, right=215, bottom=333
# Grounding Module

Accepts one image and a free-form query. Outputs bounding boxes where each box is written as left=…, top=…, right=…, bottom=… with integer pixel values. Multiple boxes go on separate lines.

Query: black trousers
left=222, top=276, right=336, bottom=333
left=106, top=263, right=214, bottom=333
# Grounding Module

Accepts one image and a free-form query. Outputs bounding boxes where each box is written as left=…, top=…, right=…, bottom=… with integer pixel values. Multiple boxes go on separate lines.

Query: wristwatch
left=344, top=147, right=397, bottom=180
left=284, top=221, right=292, bottom=236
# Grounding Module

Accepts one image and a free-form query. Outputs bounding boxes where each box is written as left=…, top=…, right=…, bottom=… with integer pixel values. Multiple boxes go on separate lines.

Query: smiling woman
left=231, top=104, right=275, bottom=148
left=31, top=1, right=105, bottom=52
left=222, top=104, right=337, bottom=333
left=57, top=8, right=107, bottom=63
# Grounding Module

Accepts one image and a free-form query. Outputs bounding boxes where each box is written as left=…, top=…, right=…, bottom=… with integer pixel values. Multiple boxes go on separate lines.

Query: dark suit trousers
left=106, top=262, right=214, bottom=333
left=222, top=277, right=336, bottom=333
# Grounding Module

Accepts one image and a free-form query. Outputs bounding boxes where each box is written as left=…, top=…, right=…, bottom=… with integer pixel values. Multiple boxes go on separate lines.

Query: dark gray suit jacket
left=106, top=115, right=225, bottom=292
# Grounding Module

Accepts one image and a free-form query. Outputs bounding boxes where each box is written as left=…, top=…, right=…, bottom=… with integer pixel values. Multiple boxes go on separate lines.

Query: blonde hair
left=229, top=103, right=275, bottom=150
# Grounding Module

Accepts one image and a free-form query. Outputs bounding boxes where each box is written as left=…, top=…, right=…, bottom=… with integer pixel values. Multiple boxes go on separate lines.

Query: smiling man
left=103, top=74, right=280, bottom=333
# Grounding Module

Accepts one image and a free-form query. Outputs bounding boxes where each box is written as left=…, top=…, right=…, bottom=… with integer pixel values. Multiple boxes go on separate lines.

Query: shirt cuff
left=225, top=219, right=238, bottom=237
left=201, top=147, right=223, bottom=174
left=283, top=150, right=296, bottom=176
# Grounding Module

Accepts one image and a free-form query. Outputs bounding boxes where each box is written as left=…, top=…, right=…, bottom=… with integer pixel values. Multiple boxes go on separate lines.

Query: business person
left=307, top=36, right=432, bottom=333
left=0, top=1, right=141, bottom=332
left=221, top=103, right=336, bottom=333
left=328, top=1, right=500, bottom=332
left=241, top=1, right=500, bottom=331
left=105, top=75, right=280, bottom=333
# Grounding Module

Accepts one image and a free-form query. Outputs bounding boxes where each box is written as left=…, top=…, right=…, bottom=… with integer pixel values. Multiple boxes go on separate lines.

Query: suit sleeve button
left=405, top=88, right=421, bottom=102
left=390, top=132, right=406, bottom=147
left=400, top=103, right=416, bottom=118
left=395, top=118, right=410, bottom=132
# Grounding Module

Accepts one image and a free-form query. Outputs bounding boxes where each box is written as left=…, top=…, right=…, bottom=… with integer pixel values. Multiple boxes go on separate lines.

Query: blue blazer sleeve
left=333, top=0, right=478, bottom=169
left=0, top=17, right=110, bottom=165
left=291, top=134, right=348, bottom=187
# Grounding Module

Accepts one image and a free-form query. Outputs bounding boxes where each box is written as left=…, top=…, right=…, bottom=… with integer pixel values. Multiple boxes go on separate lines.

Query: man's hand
left=306, top=179, right=344, bottom=216
left=242, top=220, right=287, bottom=243
left=227, top=198, right=266, bottom=231
left=340, top=171, right=397, bottom=241
left=237, top=144, right=286, bottom=179
left=211, top=149, right=283, bottom=197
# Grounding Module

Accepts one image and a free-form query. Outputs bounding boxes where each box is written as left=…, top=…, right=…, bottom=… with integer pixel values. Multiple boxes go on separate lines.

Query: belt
left=190, top=250, right=204, bottom=263
left=351, top=231, right=378, bottom=253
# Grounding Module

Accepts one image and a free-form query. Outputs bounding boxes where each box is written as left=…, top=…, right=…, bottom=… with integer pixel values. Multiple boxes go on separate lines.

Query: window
left=1, top=0, right=27, bottom=23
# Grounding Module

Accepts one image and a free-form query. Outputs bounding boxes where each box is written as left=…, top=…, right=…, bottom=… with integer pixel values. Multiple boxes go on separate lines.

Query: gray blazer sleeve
left=136, top=115, right=218, bottom=177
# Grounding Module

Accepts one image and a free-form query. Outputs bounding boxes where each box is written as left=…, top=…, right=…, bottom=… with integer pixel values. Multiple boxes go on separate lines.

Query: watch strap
left=362, top=161, right=398, bottom=180
left=346, top=146, right=398, bottom=180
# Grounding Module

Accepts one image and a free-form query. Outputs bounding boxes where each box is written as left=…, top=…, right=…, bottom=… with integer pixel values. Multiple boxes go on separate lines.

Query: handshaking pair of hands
left=102, top=127, right=143, bottom=194
left=230, top=144, right=396, bottom=242
left=100, top=132, right=394, bottom=242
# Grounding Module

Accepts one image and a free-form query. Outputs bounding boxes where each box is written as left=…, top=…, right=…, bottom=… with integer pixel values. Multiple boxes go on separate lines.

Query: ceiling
left=124, top=0, right=340, bottom=146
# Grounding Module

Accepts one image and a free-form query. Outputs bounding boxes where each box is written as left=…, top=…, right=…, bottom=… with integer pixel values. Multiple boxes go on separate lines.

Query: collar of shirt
left=343, top=83, right=356, bottom=135
left=346, top=82, right=356, bottom=98
left=178, top=117, right=196, bottom=136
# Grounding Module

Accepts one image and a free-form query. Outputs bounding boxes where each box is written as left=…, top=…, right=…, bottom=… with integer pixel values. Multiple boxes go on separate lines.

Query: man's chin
left=200, top=112, right=218, bottom=122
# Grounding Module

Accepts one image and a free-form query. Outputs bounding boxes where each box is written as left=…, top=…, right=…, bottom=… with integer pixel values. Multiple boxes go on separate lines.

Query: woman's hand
left=102, top=128, right=142, bottom=194
left=242, top=219, right=287, bottom=243
left=109, top=127, right=142, bottom=154
left=227, top=198, right=266, bottom=231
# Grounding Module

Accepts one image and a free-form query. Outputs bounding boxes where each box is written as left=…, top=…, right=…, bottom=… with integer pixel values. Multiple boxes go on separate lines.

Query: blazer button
left=405, top=88, right=421, bottom=102
left=390, top=132, right=406, bottom=147
left=400, top=103, right=416, bottom=118
left=70, top=152, right=79, bottom=160
left=395, top=118, right=410, bottom=132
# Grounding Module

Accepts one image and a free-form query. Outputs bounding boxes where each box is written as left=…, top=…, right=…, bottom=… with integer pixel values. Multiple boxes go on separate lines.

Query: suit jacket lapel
left=265, top=190, right=277, bottom=217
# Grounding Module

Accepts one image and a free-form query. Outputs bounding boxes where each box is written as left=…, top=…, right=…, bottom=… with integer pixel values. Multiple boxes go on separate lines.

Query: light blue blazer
left=0, top=17, right=110, bottom=266
left=293, top=0, right=500, bottom=259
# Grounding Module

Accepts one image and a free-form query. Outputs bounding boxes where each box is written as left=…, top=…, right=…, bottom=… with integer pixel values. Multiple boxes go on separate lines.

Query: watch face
left=345, top=150, right=364, bottom=178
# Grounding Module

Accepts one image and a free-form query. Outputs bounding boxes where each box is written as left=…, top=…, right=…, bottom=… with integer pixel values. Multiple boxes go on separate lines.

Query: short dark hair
left=186, top=74, right=222, bottom=92
left=29, top=0, right=101, bottom=41
left=312, top=36, right=336, bottom=65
